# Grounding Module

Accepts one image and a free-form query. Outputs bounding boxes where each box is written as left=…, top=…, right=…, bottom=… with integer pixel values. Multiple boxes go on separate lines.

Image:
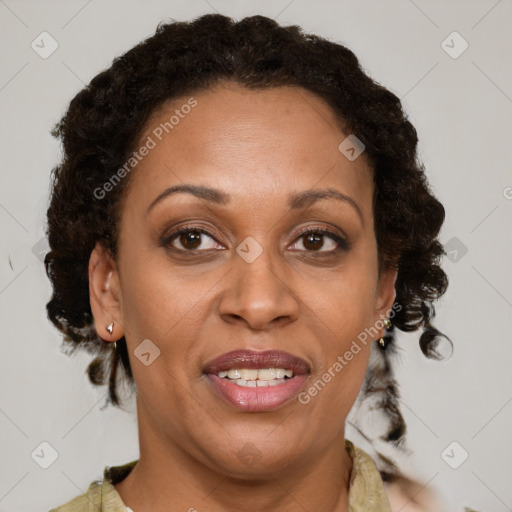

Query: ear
left=89, top=241, right=123, bottom=342
left=374, top=268, right=398, bottom=337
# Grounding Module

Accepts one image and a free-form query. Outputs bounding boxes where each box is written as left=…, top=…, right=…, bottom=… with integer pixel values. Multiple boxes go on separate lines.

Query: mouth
left=203, top=349, right=310, bottom=412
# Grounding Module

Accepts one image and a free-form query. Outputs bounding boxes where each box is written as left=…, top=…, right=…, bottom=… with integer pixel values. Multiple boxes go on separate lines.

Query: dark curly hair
left=44, top=13, right=449, bottom=475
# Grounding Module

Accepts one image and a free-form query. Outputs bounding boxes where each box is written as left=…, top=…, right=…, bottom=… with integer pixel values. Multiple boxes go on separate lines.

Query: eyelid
left=162, top=222, right=349, bottom=253
left=162, top=224, right=224, bottom=251
left=291, top=226, right=350, bottom=251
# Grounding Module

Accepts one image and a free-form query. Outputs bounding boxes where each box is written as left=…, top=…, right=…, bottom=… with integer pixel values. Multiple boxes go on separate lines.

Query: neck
left=115, top=399, right=353, bottom=512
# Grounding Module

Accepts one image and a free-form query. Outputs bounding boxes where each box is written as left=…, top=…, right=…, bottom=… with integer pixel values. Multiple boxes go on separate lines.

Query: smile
left=217, top=367, right=294, bottom=387
left=204, top=350, right=310, bottom=412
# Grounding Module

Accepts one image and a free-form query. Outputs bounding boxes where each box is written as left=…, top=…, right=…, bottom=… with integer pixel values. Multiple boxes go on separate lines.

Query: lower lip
left=206, top=374, right=308, bottom=412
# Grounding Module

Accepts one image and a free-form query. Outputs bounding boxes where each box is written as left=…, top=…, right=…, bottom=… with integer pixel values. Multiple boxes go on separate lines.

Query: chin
left=198, top=432, right=310, bottom=480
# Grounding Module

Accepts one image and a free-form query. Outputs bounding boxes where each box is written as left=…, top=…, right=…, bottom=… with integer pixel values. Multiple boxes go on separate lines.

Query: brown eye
left=178, top=231, right=202, bottom=250
left=290, top=228, right=349, bottom=253
left=303, top=232, right=325, bottom=251
left=164, top=227, right=222, bottom=252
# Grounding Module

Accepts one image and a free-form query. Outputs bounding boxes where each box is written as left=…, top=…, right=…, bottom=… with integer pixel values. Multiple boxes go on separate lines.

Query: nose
left=218, top=243, right=300, bottom=331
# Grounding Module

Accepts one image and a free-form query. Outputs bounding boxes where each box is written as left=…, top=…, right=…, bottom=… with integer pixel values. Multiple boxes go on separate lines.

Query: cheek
left=307, top=327, right=372, bottom=429
left=118, top=243, right=206, bottom=340
left=116, top=246, right=214, bottom=392
left=312, top=251, right=379, bottom=339
left=302, top=255, right=378, bottom=418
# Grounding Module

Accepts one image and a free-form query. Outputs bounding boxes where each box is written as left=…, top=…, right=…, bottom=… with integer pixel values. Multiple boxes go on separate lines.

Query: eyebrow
left=146, top=184, right=363, bottom=224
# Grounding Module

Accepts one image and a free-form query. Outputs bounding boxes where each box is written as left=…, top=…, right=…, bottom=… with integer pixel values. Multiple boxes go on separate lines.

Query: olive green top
left=49, top=440, right=392, bottom=511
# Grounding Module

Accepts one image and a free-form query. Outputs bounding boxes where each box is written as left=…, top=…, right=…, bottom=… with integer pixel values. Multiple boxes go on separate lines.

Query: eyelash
left=162, top=224, right=350, bottom=254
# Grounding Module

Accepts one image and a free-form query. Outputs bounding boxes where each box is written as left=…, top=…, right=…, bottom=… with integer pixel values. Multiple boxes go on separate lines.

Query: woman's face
left=90, top=82, right=396, bottom=477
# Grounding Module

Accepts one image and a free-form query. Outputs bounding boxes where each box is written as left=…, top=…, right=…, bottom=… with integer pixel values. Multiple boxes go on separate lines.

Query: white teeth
left=256, top=379, right=286, bottom=387
left=216, top=367, right=294, bottom=387
left=258, top=368, right=277, bottom=380
left=231, top=378, right=287, bottom=388
left=240, top=369, right=259, bottom=380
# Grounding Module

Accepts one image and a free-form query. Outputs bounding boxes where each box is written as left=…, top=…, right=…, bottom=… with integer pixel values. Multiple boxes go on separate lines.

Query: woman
left=45, top=14, right=450, bottom=511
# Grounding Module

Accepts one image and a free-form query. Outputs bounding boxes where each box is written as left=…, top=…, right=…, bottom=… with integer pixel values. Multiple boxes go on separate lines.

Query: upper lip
left=203, top=350, right=310, bottom=375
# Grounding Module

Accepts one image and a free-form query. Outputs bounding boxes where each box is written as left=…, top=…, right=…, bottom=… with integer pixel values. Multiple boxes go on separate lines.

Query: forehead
left=124, top=83, right=373, bottom=217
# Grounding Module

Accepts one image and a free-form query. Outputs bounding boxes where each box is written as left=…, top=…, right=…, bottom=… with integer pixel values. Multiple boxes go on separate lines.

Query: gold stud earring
left=106, top=322, right=114, bottom=335
left=379, top=319, right=391, bottom=348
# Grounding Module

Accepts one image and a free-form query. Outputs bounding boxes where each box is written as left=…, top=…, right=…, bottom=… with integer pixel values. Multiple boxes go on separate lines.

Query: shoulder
left=345, top=440, right=392, bottom=512
left=49, top=481, right=103, bottom=512
left=48, top=460, right=137, bottom=512
left=384, top=476, right=441, bottom=512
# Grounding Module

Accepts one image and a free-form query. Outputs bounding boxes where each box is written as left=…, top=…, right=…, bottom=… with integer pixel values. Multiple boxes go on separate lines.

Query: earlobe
left=88, top=242, right=124, bottom=341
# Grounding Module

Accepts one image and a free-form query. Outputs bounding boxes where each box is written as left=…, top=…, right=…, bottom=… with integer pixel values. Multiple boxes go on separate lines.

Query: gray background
left=0, top=1, right=511, bottom=511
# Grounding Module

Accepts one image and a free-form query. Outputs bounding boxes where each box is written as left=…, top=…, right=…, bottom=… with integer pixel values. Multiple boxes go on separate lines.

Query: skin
left=384, top=478, right=442, bottom=511
left=89, top=82, right=397, bottom=512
